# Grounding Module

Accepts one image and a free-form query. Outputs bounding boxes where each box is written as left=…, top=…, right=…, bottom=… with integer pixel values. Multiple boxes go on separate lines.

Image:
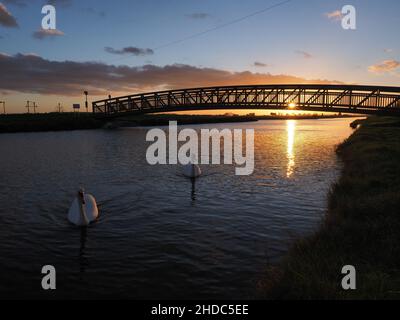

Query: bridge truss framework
left=92, top=84, right=400, bottom=118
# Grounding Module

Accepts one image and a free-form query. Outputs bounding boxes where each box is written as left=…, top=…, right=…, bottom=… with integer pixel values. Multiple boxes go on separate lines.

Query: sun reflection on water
left=286, top=120, right=296, bottom=178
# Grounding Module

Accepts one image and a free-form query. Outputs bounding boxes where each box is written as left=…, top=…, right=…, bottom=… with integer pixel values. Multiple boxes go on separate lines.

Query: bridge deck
left=92, top=84, right=400, bottom=118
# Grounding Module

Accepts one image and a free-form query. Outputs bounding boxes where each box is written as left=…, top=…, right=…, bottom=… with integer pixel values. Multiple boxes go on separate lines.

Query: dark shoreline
left=258, top=116, right=400, bottom=299
left=0, top=112, right=356, bottom=133
left=120, top=114, right=356, bottom=127
left=0, top=113, right=105, bottom=134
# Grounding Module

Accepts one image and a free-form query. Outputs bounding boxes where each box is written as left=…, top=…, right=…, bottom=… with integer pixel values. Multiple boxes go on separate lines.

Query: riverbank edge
left=0, top=113, right=355, bottom=134
left=258, top=116, right=400, bottom=299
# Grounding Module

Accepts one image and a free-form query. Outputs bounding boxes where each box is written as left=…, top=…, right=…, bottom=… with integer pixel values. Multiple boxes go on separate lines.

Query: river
left=0, top=118, right=360, bottom=299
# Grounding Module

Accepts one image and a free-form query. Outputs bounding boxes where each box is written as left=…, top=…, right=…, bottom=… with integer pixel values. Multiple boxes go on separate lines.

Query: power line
left=26, top=101, right=39, bottom=114
left=110, top=0, right=295, bottom=64
left=154, top=0, right=294, bottom=50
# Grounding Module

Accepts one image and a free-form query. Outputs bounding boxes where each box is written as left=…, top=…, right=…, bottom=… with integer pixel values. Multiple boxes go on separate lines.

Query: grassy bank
left=0, top=113, right=106, bottom=133
left=259, top=116, right=400, bottom=299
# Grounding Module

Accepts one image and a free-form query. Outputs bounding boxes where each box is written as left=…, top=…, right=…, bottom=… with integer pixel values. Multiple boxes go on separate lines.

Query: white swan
left=68, top=188, right=99, bottom=226
left=182, top=163, right=202, bottom=178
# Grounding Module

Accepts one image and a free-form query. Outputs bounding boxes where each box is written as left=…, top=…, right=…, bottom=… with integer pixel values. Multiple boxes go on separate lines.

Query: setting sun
left=288, top=102, right=297, bottom=109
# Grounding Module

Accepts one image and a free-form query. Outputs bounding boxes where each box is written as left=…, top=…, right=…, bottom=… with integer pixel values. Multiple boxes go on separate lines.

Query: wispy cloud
left=0, top=3, right=18, bottom=28
left=84, top=7, right=106, bottom=18
left=0, top=53, right=342, bottom=96
left=295, top=50, right=313, bottom=59
left=105, top=46, right=154, bottom=56
left=47, top=0, right=73, bottom=8
left=33, top=28, right=65, bottom=39
left=325, top=10, right=343, bottom=21
left=8, top=0, right=74, bottom=8
left=253, top=61, right=268, bottom=67
left=185, top=13, right=211, bottom=19
left=3, top=0, right=74, bottom=10
left=368, top=60, right=400, bottom=74
left=384, top=48, right=393, bottom=53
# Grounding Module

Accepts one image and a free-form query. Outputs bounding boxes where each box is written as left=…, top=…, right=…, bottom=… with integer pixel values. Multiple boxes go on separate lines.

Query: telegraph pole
left=26, top=101, right=31, bottom=114
left=84, top=91, right=89, bottom=113
left=33, top=102, right=39, bottom=114
left=0, top=101, right=5, bottom=114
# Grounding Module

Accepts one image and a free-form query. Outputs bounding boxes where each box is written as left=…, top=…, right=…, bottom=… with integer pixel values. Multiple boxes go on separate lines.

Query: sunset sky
left=0, top=0, right=399, bottom=113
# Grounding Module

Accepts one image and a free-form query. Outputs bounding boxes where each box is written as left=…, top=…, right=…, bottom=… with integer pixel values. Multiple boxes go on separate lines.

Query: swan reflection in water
left=191, top=177, right=196, bottom=203
left=79, top=227, right=88, bottom=273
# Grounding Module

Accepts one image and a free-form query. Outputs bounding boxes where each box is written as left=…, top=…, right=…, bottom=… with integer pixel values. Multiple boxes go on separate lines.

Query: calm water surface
left=0, top=118, right=359, bottom=299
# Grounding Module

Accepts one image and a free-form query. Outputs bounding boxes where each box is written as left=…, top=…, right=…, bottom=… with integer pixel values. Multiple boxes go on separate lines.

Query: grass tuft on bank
left=259, top=116, right=400, bottom=299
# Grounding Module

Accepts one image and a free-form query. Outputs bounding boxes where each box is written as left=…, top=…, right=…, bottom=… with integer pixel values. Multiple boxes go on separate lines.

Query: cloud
left=0, top=3, right=18, bottom=27
left=185, top=13, right=211, bottom=19
left=368, top=60, right=400, bottom=74
left=384, top=48, right=393, bottom=53
left=105, top=46, right=154, bottom=56
left=295, top=50, right=313, bottom=59
left=0, top=53, right=342, bottom=97
left=84, top=7, right=106, bottom=18
left=5, top=0, right=74, bottom=7
left=33, top=28, right=65, bottom=39
left=47, top=0, right=72, bottom=7
left=325, top=10, right=343, bottom=21
left=253, top=62, right=268, bottom=67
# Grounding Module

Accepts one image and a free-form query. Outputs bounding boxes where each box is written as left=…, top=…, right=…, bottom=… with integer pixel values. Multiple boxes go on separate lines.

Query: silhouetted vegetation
left=116, top=113, right=354, bottom=127
left=115, top=113, right=258, bottom=126
left=0, top=113, right=105, bottom=133
left=0, top=112, right=357, bottom=134
left=259, top=116, right=400, bottom=299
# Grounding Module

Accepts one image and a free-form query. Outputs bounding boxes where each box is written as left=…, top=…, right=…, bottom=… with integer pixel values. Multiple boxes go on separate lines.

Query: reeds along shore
left=258, top=116, right=400, bottom=299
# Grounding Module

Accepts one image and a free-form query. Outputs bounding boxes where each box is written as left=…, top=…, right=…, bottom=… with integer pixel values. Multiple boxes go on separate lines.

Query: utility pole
left=33, top=102, right=39, bottom=114
left=56, top=103, right=63, bottom=113
left=84, top=91, right=89, bottom=113
left=26, top=101, right=31, bottom=114
left=0, top=101, right=5, bottom=114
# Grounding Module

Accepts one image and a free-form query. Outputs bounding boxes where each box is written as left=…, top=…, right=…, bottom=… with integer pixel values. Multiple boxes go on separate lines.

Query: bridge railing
left=92, top=85, right=400, bottom=118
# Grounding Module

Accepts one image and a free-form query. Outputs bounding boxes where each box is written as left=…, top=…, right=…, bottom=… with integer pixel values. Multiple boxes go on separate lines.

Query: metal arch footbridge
left=92, top=84, right=400, bottom=118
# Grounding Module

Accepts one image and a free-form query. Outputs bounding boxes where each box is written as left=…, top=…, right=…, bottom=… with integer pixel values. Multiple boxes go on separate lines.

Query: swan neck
left=78, top=195, right=89, bottom=225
